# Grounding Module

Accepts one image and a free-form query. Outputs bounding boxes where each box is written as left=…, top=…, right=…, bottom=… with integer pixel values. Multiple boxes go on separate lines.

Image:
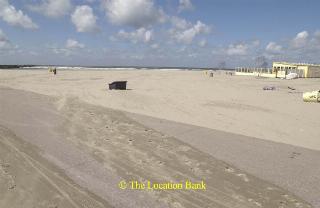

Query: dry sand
left=0, top=69, right=319, bottom=207
left=0, top=69, right=319, bottom=150
left=0, top=126, right=110, bottom=208
left=128, top=113, right=320, bottom=207
left=0, top=87, right=312, bottom=208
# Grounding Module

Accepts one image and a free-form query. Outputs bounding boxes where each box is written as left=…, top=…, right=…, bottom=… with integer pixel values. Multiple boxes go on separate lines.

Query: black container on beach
left=109, top=81, right=127, bottom=90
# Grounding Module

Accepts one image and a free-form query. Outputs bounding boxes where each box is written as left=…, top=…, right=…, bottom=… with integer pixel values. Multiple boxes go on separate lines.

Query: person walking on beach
left=53, top=68, right=57, bottom=75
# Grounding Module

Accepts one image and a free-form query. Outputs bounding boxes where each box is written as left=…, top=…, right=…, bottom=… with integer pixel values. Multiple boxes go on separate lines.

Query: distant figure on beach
left=209, top=70, right=213, bottom=77
left=53, top=68, right=57, bottom=75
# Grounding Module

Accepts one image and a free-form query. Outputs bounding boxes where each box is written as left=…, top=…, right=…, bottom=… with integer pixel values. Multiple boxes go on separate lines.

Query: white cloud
left=291, top=31, right=309, bottom=48
left=170, top=20, right=210, bottom=44
left=266, top=42, right=282, bottom=53
left=170, top=16, right=190, bottom=30
left=178, top=0, right=194, bottom=13
left=49, top=39, right=85, bottom=57
left=28, top=0, right=72, bottom=18
left=217, top=40, right=261, bottom=57
left=226, top=43, right=248, bottom=56
left=66, top=39, right=85, bottom=49
left=0, top=0, right=38, bottom=29
left=118, top=28, right=153, bottom=43
left=71, top=5, right=98, bottom=33
left=103, top=0, right=166, bottom=28
left=262, top=31, right=320, bottom=62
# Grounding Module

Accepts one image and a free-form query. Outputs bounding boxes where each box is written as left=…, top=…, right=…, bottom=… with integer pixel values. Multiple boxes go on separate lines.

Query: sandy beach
left=0, top=69, right=319, bottom=207
left=1, top=69, right=319, bottom=150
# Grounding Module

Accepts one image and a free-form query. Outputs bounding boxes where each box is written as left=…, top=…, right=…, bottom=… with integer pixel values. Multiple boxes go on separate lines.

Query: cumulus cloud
left=170, top=20, right=210, bottom=44
left=66, top=39, right=85, bottom=49
left=212, top=31, right=320, bottom=65
left=49, top=39, right=85, bottom=56
left=262, top=30, right=320, bottom=63
left=226, top=43, right=248, bottom=55
left=28, top=0, right=72, bottom=18
left=291, top=31, right=309, bottom=48
left=285, top=30, right=320, bottom=63
left=266, top=42, right=282, bottom=53
left=178, top=0, right=194, bottom=13
left=117, top=28, right=153, bottom=43
left=71, top=5, right=98, bottom=33
left=170, top=16, right=190, bottom=30
left=220, top=40, right=261, bottom=57
left=103, top=0, right=166, bottom=28
left=0, top=0, right=38, bottom=29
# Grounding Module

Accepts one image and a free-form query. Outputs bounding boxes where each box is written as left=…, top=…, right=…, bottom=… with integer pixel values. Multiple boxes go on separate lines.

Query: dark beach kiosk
left=108, top=81, right=127, bottom=90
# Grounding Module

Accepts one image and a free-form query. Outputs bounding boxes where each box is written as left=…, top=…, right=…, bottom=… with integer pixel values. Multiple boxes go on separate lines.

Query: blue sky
left=0, top=0, right=320, bottom=67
